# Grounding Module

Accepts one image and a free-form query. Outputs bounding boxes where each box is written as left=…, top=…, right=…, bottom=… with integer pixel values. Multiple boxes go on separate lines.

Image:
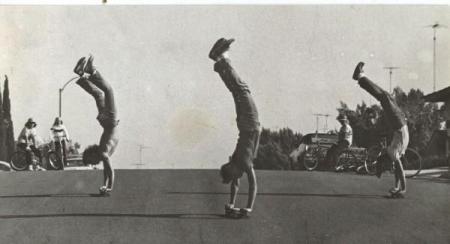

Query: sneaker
left=36, top=165, right=46, bottom=171
left=239, top=208, right=251, bottom=217
left=99, top=186, right=112, bottom=195
left=209, top=38, right=235, bottom=61
left=389, top=188, right=406, bottom=198
left=73, top=57, right=87, bottom=76
left=84, top=55, right=96, bottom=75
left=352, top=62, right=365, bottom=80
left=335, top=165, right=345, bottom=172
left=225, top=203, right=235, bottom=211
left=224, top=206, right=241, bottom=219
left=389, top=187, right=400, bottom=194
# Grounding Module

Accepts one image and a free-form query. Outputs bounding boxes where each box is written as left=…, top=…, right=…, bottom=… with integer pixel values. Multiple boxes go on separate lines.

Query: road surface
left=0, top=169, right=449, bottom=244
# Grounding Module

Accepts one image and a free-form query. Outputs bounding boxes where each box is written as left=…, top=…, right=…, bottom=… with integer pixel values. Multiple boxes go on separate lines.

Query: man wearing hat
left=17, top=118, right=44, bottom=170
left=326, top=114, right=353, bottom=171
left=210, top=38, right=260, bottom=218
left=353, top=62, right=409, bottom=197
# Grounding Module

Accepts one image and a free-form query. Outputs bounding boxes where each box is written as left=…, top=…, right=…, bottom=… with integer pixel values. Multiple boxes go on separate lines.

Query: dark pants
left=358, top=77, right=405, bottom=130
left=18, top=143, right=41, bottom=165
left=76, top=71, right=116, bottom=119
left=214, top=59, right=259, bottom=132
left=231, top=129, right=261, bottom=171
left=77, top=70, right=118, bottom=155
left=359, top=76, right=407, bottom=190
left=326, top=141, right=350, bottom=168
left=55, top=140, right=67, bottom=165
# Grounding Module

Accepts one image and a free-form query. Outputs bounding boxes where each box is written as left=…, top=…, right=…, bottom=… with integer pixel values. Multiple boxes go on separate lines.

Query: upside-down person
left=73, top=55, right=119, bottom=195
left=353, top=62, right=409, bottom=197
left=209, top=38, right=261, bottom=218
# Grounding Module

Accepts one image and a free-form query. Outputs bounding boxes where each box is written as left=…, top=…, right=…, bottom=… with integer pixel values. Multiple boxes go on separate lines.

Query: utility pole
left=426, top=22, right=447, bottom=92
left=134, top=144, right=150, bottom=169
left=59, top=76, right=79, bottom=118
left=313, top=113, right=330, bottom=133
left=383, top=66, right=400, bottom=93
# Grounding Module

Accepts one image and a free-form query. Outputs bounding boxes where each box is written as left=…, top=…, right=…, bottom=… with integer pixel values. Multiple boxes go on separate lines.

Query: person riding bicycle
left=325, top=114, right=353, bottom=171
left=353, top=62, right=409, bottom=197
left=50, top=117, right=70, bottom=166
left=73, top=55, right=119, bottom=195
left=17, top=118, right=44, bottom=171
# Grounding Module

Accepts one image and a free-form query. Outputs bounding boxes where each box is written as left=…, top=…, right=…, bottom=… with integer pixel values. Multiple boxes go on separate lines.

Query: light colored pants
left=290, top=143, right=308, bottom=164
left=387, top=125, right=409, bottom=162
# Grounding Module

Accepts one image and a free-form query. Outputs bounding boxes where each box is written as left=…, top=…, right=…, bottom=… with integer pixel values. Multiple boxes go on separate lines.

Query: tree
left=337, top=86, right=441, bottom=155
left=0, top=81, right=5, bottom=161
left=2, top=75, right=15, bottom=161
left=254, top=128, right=303, bottom=170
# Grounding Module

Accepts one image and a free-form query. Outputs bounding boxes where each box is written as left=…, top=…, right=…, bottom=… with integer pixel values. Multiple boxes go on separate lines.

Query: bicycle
left=302, top=132, right=335, bottom=171
left=47, top=137, right=68, bottom=170
left=10, top=145, right=43, bottom=171
left=364, top=137, right=422, bottom=178
left=335, top=147, right=368, bottom=173
left=303, top=144, right=328, bottom=171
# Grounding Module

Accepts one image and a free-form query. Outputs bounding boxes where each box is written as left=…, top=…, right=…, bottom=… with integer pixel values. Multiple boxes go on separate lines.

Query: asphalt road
left=0, top=169, right=449, bottom=244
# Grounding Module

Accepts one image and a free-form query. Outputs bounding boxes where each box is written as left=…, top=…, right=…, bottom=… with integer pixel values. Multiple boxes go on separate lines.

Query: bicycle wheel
left=10, top=151, right=29, bottom=171
left=402, top=148, right=422, bottom=178
left=48, top=151, right=64, bottom=170
left=364, top=145, right=383, bottom=175
left=335, top=151, right=351, bottom=172
left=304, top=147, right=325, bottom=171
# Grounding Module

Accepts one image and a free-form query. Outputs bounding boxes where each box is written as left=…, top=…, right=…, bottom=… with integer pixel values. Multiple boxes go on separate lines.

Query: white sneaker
left=99, top=186, right=112, bottom=195
left=36, top=166, right=46, bottom=171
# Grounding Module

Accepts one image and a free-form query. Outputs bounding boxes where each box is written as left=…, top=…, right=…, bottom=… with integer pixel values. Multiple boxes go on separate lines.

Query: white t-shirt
left=338, top=123, right=353, bottom=146
left=18, top=127, right=38, bottom=145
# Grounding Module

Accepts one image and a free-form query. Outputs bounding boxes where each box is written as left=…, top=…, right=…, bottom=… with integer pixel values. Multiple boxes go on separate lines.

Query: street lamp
left=426, top=22, right=447, bottom=92
left=133, top=144, right=151, bottom=169
left=383, top=66, right=400, bottom=93
left=58, top=76, right=79, bottom=118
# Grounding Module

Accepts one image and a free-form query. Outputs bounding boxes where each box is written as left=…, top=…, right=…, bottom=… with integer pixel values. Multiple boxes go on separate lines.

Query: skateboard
left=99, top=187, right=111, bottom=197
left=225, top=207, right=250, bottom=219
left=387, top=191, right=405, bottom=199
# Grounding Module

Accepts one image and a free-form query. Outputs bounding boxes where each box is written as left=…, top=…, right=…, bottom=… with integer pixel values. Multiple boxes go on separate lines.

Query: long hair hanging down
left=82, top=144, right=101, bottom=165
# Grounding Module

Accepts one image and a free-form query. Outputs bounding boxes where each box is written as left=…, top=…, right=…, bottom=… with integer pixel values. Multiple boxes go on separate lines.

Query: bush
left=254, top=128, right=302, bottom=170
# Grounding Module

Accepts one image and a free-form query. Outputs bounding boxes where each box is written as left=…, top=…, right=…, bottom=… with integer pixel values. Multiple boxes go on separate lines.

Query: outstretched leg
left=84, top=56, right=117, bottom=116
left=76, top=77, right=106, bottom=114
left=353, top=62, right=392, bottom=102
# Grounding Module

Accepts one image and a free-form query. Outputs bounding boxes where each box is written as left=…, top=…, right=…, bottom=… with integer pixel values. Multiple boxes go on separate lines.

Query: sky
left=0, top=5, right=449, bottom=168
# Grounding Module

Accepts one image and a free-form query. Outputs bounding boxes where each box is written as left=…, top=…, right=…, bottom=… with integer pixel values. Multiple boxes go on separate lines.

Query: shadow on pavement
left=0, top=213, right=226, bottom=220
left=167, top=192, right=385, bottom=199
left=0, top=193, right=104, bottom=198
left=410, top=177, right=450, bottom=184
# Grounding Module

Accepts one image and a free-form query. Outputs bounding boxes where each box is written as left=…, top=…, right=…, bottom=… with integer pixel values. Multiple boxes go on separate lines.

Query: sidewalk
left=412, top=167, right=450, bottom=180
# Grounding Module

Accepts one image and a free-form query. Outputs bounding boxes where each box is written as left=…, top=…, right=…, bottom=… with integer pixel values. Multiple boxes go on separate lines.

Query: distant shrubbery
left=254, top=87, right=446, bottom=170
left=254, top=128, right=302, bottom=170
left=337, top=87, right=445, bottom=168
left=0, top=76, right=15, bottom=162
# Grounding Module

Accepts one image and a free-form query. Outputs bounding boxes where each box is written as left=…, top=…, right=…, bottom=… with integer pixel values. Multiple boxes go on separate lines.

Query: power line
left=313, top=113, right=330, bottom=133
left=425, top=22, right=447, bottom=92
left=383, top=66, right=400, bottom=93
left=133, top=144, right=151, bottom=169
